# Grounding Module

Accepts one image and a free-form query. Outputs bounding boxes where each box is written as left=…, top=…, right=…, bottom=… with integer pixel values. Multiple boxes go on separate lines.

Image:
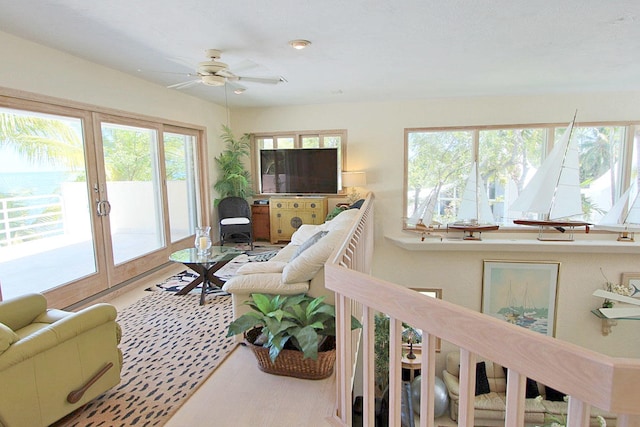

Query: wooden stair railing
left=324, top=194, right=640, bottom=427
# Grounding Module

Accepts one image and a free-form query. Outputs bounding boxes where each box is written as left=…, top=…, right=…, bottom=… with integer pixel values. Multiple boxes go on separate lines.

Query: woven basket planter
left=244, top=327, right=336, bottom=380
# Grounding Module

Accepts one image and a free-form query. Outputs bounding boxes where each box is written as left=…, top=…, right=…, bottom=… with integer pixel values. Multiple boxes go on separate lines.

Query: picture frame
left=482, top=260, right=560, bottom=337
left=621, top=272, right=640, bottom=297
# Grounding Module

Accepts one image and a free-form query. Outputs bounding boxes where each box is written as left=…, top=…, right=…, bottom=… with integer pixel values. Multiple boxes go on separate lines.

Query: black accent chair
left=218, top=197, right=253, bottom=249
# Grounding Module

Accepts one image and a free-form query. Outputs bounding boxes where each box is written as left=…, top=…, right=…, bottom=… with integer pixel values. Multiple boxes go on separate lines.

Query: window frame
left=404, top=120, right=639, bottom=233
left=251, top=129, right=347, bottom=196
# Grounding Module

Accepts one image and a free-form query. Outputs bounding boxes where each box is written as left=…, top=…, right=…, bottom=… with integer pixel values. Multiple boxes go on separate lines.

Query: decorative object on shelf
left=213, top=125, right=252, bottom=205
left=482, top=260, right=560, bottom=337
left=510, top=112, right=591, bottom=241
left=227, top=293, right=361, bottom=379
left=591, top=270, right=640, bottom=334
left=621, top=272, right=640, bottom=296
left=595, top=185, right=640, bottom=241
left=447, top=161, right=499, bottom=240
left=342, top=171, right=367, bottom=204
left=406, top=188, right=443, bottom=241
left=194, top=226, right=212, bottom=255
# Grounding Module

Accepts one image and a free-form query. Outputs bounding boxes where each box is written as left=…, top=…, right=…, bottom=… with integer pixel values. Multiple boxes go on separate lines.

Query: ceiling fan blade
left=167, top=79, right=201, bottom=90
left=227, top=81, right=248, bottom=93
left=236, top=76, right=286, bottom=85
left=137, top=68, right=196, bottom=77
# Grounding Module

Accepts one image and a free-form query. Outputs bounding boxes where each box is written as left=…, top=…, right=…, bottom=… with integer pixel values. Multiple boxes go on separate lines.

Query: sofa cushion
left=236, top=261, right=287, bottom=275
left=222, top=273, right=309, bottom=295
left=282, top=229, right=346, bottom=284
left=0, top=322, right=19, bottom=353
left=290, top=224, right=323, bottom=245
left=290, top=231, right=328, bottom=261
left=323, top=208, right=359, bottom=231
left=220, top=217, right=250, bottom=225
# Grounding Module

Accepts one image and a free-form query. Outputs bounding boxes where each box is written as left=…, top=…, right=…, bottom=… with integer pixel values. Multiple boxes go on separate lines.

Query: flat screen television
left=260, top=148, right=339, bottom=194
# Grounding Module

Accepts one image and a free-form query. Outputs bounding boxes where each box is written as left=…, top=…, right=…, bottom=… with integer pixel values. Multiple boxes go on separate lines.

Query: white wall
left=232, top=95, right=640, bottom=358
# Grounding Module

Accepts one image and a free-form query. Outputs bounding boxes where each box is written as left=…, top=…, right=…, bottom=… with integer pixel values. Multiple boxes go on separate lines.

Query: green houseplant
left=213, top=125, right=252, bottom=205
left=227, top=293, right=361, bottom=379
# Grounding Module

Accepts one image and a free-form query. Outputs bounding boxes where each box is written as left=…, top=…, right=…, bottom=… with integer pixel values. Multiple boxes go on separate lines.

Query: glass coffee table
left=169, top=247, right=243, bottom=306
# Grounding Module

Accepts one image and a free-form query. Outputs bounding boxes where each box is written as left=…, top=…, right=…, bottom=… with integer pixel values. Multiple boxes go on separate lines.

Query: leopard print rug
left=56, top=291, right=236, bottom=426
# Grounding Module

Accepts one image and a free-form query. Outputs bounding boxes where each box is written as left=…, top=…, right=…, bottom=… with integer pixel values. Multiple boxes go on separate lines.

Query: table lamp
left=342, top=171, right=367, bottom=204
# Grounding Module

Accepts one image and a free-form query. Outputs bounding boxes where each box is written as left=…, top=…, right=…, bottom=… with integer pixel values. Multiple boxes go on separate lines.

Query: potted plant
left=227, top=293, right=361, bottom=379
left=213, top=125, right=252, bottom=205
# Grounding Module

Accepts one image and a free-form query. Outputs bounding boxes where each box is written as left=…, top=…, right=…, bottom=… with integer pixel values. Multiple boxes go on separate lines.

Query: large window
left=405, top=122, right=639, bottom=229
left=253, top=130, right=346, bottom=195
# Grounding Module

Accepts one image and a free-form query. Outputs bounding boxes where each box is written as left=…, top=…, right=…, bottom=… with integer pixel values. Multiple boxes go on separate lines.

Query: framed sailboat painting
left=482, top=260, right=560, bottom=337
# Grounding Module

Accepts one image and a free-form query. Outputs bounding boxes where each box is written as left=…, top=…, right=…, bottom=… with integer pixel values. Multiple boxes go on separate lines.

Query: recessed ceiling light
left=233, top=87, right=246, bottom=95
left=289, top=39, right=311, bottom=50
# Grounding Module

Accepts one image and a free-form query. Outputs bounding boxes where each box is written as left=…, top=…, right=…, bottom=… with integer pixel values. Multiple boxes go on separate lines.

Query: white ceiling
left=1, top=0, right=639, bottom=109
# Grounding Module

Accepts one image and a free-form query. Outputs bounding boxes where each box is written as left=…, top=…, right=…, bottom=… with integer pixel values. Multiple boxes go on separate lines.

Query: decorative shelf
left=386, top=235, right=640, bottom=254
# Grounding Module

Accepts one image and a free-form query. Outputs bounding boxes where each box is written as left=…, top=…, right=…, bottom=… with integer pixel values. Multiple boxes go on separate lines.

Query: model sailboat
left=408, top=188, right=443, bottom=241
left=448, top=162, right=499, bottom=240
left=595, top=186, right=640, bottom=241
left=510, top=114, right=591, bottom=240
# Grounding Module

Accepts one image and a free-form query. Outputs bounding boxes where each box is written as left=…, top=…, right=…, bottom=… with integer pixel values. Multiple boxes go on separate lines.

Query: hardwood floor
left=101, top=265, right=338, bottom=427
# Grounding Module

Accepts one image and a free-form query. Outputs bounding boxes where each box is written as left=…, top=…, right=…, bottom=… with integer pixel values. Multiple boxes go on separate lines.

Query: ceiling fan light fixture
left=289, top=39, right=311, bottom=50
left=201, top=75, right=226, bottom=86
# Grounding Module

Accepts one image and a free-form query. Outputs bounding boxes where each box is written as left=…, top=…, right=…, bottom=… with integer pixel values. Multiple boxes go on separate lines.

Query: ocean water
left=0, top=171, right=74, bottom=196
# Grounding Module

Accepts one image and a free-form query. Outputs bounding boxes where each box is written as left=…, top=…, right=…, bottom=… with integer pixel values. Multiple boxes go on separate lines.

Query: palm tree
left=0, top=112, right=84, bottom=169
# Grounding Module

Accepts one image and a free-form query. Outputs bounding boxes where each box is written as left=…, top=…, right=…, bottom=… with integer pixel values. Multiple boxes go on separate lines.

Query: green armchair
left=0, top=293, right=122, bottom=427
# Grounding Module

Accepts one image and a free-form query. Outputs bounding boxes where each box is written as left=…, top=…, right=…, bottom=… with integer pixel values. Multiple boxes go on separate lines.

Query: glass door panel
left=164, top=131, right=199, bottom=242
left=0, top=107, right=97, bottom=300
left=100, top=122, right=165, bottom=265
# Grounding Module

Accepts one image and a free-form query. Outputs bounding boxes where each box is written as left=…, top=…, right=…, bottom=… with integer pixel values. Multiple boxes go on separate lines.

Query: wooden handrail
left=325, top=193, right=640, bottom=427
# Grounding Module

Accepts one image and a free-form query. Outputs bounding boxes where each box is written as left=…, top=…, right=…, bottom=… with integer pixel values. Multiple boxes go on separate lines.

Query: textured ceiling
left=1, top=0, right=639, bottom=108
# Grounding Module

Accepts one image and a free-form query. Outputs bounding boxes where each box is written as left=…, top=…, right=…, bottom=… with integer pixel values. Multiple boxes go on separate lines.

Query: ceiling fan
left=167, top=49, right=286, bottom=92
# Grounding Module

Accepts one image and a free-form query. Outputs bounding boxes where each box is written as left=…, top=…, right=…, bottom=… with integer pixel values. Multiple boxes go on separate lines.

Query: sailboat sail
left=409, top=187, right=438, bottom=227
left=457, top=162, right=495, bottom=224
left=597, top=186, right=640, bottom=231
left=510, top=119, right=583, bottom=220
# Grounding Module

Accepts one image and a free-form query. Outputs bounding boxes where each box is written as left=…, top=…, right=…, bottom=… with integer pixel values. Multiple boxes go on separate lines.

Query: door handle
left=96, top=200, right=112, bottom=216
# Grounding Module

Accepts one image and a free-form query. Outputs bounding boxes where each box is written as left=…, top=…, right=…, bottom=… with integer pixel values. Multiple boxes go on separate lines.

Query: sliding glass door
left=0, top=105, right=101, bottom=302
left=0, top=100, right=205, bottom=307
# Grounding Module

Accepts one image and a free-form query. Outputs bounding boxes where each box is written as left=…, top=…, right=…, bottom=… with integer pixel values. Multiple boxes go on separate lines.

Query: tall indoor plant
left=213, top=125, right=252, bottom=205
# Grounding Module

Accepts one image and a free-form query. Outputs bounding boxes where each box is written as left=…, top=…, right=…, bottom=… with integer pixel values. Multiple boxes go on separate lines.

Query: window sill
left=386, top=232, right=640, bottom=254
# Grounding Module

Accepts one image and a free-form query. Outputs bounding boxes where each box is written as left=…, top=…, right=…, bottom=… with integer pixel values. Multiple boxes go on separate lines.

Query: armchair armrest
left=0, top=293, right=47, bottom=330
left=442, top=369, right=460, bottom=400
left=0, top=303, right=118, bottom=370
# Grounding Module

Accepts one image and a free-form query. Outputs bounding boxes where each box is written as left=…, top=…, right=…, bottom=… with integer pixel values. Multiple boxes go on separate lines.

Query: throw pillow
left=289, top=231, right=328, bottom=261
left=475, top=361, right=491, bottom=396
left=325, top=206, right=346, bottom=221
left=501, top=367, right=540, bottom=398
left=349, top=199, right=365, bottom=209
left=545, top=385, right=566, bottom=401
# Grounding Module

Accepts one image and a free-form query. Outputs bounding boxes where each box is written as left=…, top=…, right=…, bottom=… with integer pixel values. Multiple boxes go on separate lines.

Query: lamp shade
left=342, top=171, right=366, bottom=187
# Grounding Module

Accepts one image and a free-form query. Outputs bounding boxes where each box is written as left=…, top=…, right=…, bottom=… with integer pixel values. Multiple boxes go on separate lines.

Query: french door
left=0, top=99, right=205, bottom=307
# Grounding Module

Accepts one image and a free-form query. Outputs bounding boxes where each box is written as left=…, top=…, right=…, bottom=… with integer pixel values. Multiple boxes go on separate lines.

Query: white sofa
left=222, top=207, right=361, bottom=318
left=442, top=351, right=617, bottom=427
